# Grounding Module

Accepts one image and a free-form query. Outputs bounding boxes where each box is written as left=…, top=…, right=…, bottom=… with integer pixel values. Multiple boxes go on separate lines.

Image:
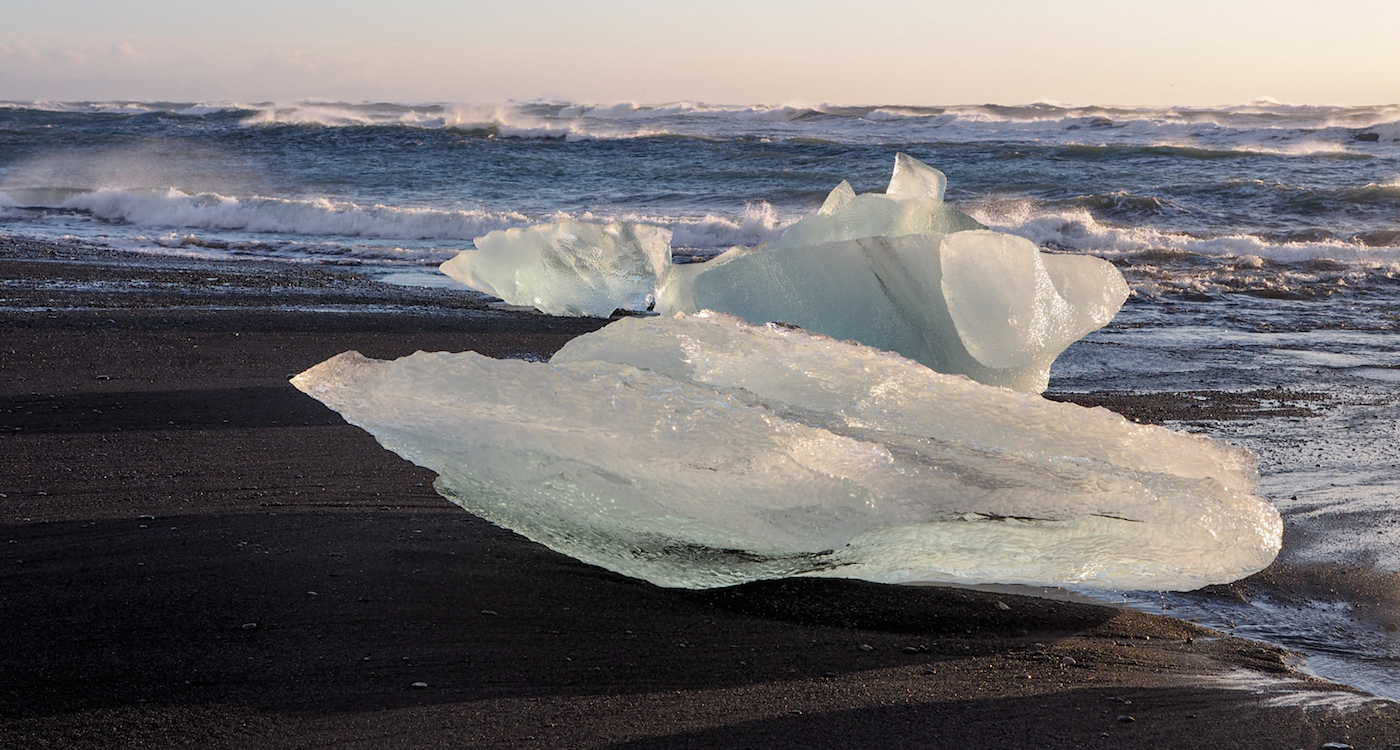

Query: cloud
left=109, top=41, right=144, bottom=61
left=0, top=38, right=147, bottom=69
left=0, top=40, right=45, bottom=63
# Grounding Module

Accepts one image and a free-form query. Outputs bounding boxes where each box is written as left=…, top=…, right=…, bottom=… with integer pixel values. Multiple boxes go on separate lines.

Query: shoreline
left=3, top=236, right=1397, bottom=748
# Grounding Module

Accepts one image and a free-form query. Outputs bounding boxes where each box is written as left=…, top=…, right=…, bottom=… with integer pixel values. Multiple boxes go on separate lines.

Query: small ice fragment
left=440, top=220, right=672, bottom=317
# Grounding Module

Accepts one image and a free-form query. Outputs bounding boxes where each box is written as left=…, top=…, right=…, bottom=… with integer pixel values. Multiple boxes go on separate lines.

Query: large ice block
left=679, top=231, right=1128, bottom=393
left=440, top=220, right=671, bottom=317
left=292, top=312, right=1281, bottom=591
left=652, top=155, right=1128, bottom=391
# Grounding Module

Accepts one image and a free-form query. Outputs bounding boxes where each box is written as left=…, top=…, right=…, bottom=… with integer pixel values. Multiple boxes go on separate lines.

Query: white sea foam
left=0, top=185, right=793, bottom=255
left=236, top=103, right=571, bottom=137
left=969, top=200, right=1400, bottom=296
left=1146, top=137, right=1355, bottom=158
left=5, top=99, right=1397, bottom=150
left=34, top=188, right=529, bottom=241
left=630, top=202, right=789, bottom=249
left=974, top=201, right=1400, bottom=262
left=176, top=103, right=244, bottom=116
left=1208, top=670, right=1390, bottom=711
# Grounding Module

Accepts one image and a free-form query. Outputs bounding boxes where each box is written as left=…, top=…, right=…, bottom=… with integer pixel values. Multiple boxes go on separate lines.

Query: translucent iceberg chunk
left=292, top=313, right=1281, bottom=591
left=681, top=231, right=1128, bottom=392
left=440, top=220, right=672, bottom=317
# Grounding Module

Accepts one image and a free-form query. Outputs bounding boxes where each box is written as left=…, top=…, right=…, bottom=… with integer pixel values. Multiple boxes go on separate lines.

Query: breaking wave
left=0, top=187, right=792, bottom=252
left=221, top=102, right=1400, bottom=151
left=972, top=200, right=1400, bottom=298
left=4, top=187, right=529, bottom=241
left=6, top=99, right=1396, bottom=148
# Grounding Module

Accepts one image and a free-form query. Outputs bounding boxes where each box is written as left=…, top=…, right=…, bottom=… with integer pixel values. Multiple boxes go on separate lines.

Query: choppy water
left=2, top=98, right=1398, bottom=697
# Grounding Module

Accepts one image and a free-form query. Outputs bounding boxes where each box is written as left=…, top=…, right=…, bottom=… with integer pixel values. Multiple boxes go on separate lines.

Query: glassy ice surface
left=292, top=312, right=1280, bottom=590
left=670, top=231, right=1127, bottom=393
left=652, top=156, right=1126, bottom=391
left=439, top=220, right=671, bottom=317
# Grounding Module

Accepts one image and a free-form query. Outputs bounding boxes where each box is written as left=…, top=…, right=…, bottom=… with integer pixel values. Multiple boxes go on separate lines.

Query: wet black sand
left=3, top=237, right=1398, bottom=749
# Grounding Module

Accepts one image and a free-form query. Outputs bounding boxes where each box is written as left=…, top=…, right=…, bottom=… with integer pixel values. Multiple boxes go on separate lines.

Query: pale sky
left=2, top=0, right=1396, bottom=106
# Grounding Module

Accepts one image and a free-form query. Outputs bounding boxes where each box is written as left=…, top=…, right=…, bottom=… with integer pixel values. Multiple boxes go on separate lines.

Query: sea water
left=2, top=99, right=1398, bottom=696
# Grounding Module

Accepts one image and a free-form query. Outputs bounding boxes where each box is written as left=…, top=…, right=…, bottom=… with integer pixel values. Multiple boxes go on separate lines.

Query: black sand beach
left=3, top=238, right=1398, bottom=749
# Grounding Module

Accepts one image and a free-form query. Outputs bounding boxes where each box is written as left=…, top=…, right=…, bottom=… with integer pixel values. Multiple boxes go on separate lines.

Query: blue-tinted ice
left=444, top=155, right=1127, bottom=393
left=441, top=220, right=671, bottom=317
left=292, top=313, right=1281, bottom=590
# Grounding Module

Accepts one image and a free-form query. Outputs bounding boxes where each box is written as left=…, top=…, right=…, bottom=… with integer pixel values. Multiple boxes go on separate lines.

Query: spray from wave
left=0, top=187, right=794, bottom=260
left=5, top=100, right=1397, bottom=150
left=970, top=199, right=1400, bottom=298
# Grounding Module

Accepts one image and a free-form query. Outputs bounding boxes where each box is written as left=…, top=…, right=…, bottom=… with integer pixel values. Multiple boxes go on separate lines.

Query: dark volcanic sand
left=3, top=238, right=1398, bottom=749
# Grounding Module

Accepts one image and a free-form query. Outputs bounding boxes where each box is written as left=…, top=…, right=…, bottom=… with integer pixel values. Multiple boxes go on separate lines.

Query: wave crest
left=970, top=200, right=1400, bottom=298
left=5, top=100, right=1398, bottom=149
left=0, top=186, right=793, bottom=253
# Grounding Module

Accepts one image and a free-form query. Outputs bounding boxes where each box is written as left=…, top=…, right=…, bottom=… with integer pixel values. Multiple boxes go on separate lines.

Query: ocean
left=2, top=99, right=1398, bottom=697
